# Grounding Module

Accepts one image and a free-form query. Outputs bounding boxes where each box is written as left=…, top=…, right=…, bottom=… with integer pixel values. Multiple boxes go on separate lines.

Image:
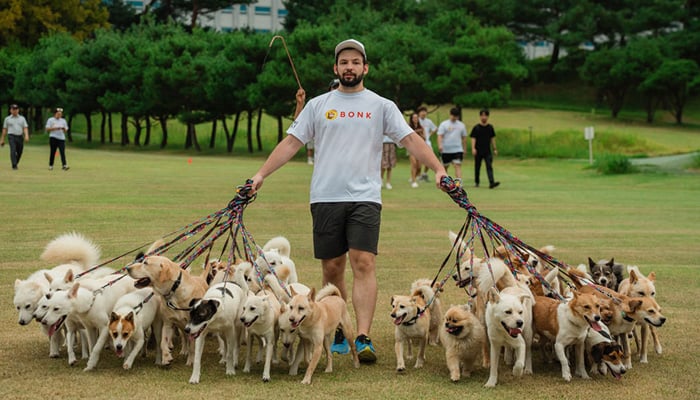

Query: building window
left=240, top=5, right=247, bottom=14
left=255, top=6, right=271, bottom=15
left=222, top=6, right=233, bottom=14
left=278, top=9, right=288, bottom=17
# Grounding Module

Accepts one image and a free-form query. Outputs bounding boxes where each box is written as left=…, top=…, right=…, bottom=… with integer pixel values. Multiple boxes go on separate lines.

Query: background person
left=417, top=106, right=437, bottom=182
left=46, top=107, right=70, bottom=171
left=249, top=38, right=447, bottom=363
left=437, top=107, right=467, bottom=180
left=1, top=104, right=30, bottom=170
left=407, top=112, right=425, bottom=188
left=381, top=135, right=397, bottom=190
left=470, top=108, right=500, bottom=188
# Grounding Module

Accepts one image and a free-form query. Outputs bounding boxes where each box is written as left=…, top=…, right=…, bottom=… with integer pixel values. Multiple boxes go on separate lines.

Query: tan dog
left=439, top=304, right=486, bottom=382
left=287, top=284, right=360, bottom=384
left=533, top=291, right=603, bottom=381
left=618, top=266, right=662, bottom=363
left=126, top=254, right=208, bottom=365
left=410, top=278, right=443, bottom=346
left=575, top=280, right=666, bottom=370
left=390, top=284, right=434, bottom=372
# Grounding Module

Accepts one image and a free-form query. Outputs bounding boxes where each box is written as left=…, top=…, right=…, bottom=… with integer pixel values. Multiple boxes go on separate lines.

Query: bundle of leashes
left=76, top=180, right=290, bottom=301
left=427, top=176, right=595, bottom=306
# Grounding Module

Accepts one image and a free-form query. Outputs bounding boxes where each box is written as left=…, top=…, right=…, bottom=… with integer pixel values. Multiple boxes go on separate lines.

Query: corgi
left=109, top=288, right=163, bottom=369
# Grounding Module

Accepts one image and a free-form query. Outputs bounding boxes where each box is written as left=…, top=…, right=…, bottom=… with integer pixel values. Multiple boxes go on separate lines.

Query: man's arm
left=250, top=135, right=305, bottom=192
left=491, top=137, right=497, bottom=155
left=401, top=133, right=447, bottom=188
left=471, top=137, right=477, bottom=156
left=0, top=128, right=6, bottom=146
left=293, top=88, right=306, bottom=119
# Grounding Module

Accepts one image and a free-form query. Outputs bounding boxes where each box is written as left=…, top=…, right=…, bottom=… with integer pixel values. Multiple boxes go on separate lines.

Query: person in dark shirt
left=470, top=109, right=500, bottom=189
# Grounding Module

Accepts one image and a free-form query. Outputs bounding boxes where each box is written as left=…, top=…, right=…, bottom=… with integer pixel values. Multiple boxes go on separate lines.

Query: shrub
left=594, top=154, right=637, bottom=175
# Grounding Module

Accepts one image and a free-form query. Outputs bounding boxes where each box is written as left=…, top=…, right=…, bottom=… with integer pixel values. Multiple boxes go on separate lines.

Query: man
left=417, top=106, right=437, bottom=182
left=1, top=104, right=30, bottom=170
left=250, top=39, right=447, bottom=363
left=437, top=107, right=468, bottom=180
left=470, top=108, right=500, bottom=189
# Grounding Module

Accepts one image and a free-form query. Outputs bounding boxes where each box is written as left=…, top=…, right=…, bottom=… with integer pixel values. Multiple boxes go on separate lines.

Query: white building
left=124, top=0, right=287, bottom=32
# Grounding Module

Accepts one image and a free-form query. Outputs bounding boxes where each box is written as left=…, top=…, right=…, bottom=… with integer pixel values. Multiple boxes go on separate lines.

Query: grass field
left=1, top=146, right=699, bottom=400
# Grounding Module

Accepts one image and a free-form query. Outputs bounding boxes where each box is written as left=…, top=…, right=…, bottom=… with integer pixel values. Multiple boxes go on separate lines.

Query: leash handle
left=228, top=179, right=257, bottom=210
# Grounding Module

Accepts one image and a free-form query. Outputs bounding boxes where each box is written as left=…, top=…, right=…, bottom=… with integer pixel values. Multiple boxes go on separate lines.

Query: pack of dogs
left=14, top=231, right=666, bottom=387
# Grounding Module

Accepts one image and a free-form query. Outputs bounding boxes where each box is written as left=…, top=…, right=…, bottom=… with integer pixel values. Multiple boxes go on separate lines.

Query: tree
left=641, top=59, right=700, bottom=124
left=0, top=0, right=109, bottom=47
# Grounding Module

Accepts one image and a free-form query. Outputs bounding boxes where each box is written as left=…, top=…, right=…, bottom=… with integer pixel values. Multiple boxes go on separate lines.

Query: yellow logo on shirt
left=326, top=109, right=338, bottom=120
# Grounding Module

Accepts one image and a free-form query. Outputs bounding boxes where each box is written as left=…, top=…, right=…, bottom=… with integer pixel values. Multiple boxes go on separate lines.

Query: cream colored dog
left=390, top=284, right=434, bottom=372
left=440, top=304, right=486, bottom=382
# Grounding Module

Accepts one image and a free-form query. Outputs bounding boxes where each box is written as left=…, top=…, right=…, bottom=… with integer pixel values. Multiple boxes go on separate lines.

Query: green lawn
left=1, top=146, right=699, bottom=399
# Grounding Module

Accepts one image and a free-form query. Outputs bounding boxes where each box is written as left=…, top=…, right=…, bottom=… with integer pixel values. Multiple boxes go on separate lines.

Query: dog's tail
left=315, top=283, right=341, bottom=301
left=411, top=284, right=435, bottom=307
left=262, top=236, right=291, bottom=258
left=448, top=230, right=471, bottom=258
left=40, top=232, right=101, bottom=269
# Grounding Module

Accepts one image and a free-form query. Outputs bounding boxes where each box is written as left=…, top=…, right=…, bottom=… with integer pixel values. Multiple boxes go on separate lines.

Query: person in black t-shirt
left=469, top=109, right=500, bottom=189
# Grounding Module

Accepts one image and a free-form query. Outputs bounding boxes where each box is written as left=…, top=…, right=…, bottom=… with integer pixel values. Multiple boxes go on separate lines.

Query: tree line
left=0, top=0, right=697, bottom=152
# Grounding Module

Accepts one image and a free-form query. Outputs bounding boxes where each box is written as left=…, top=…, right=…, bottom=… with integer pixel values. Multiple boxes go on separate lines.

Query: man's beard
left=337, top=72, right=364, bottom=88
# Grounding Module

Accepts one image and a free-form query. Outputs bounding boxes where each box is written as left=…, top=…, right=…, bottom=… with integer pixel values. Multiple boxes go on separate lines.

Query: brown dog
left=287, top=284, right=360, bottom=384
left=127, top=254, right=208, bottom=365
left=390, top=284, right=434, bottom=372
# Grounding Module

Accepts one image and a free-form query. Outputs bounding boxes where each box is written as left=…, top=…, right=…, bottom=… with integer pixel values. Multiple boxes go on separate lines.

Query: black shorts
left=441, top=152, right=463, bottom=166
left=310, top=202, right=381, bottom=259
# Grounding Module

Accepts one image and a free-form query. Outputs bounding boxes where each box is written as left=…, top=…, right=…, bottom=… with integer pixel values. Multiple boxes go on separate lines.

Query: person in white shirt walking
left=45, top=107, right=70, bottom=170
left=249, top=38, right=447, bottom=363
left=1, top=104, right=30, bottom=170
left=437, top=107, right=468, bottom=180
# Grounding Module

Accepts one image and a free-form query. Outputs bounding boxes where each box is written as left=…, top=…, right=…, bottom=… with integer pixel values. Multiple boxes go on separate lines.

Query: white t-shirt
left=288, top=89, right=412, bottom=204
left=419, top=117, right=437, bottom=146
left=437, top=119, right=467, bottom=153
left=46, top=117, right=69, bottom=140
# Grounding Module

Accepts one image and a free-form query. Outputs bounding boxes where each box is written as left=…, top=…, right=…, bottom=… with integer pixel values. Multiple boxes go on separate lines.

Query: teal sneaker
left=331, top=328, right=350, bottom=355
left=355, top=334, right=377, bottom=363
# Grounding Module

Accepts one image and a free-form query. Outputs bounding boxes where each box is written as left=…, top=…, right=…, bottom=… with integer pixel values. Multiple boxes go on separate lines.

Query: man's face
left=334, top=49, right=367, bottom=88
left=10, top=107, right=18, bottom=115
left=480, top=113, right=489, bottom=124
left=418, top=110, right=427, bottom=119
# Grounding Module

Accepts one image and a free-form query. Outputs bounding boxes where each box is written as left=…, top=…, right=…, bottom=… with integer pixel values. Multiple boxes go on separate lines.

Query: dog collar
left=621, top=311, right=634, bottom=322
left=402, top=308, right=425, bottom=326
left=169, top=271, right=183, bottom=296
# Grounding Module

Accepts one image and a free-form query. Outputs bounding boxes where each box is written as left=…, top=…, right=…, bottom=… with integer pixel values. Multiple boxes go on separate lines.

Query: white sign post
left=584, top=126, right=595, bottom=165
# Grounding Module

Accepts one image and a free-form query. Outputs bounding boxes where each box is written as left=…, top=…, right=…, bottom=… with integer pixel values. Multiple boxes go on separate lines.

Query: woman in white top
left=45, top=107, right=69, bottom=170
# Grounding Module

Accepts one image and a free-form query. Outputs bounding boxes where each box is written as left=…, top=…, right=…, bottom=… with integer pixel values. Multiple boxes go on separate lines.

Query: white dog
left=484, top=287, right=529, bottom=387
left=255, top=236, right=298, bottom=284
left=108, top=288, right=163, bottom=370
left=185, top=278, right=247, bottom=384
left=14, top=232, right=101, bottom=357
left=241, top=292, right=282, bottom=381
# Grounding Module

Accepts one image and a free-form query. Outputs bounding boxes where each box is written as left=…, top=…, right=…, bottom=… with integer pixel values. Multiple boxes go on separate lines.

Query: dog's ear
left=628, top=299, right=643, bottom=312
left=628, top=269, right=638, bottom=283
left=290, top=286, right=298, bottom=297
left=487, top=287, right=500, bottom=304
left=125, top=311, right=134, bottom=323
left=64, top=269, right=74, bottom=283
left=279, top=303, right=287, bottom=315
left=110, top=312, right=120, bottom=323
left=588, top=257, right=597, bottom=271
left=68, top=282, right=80, bottom=299
left=607, top=258, right=615, bottom=267
left=647, top=271, right=656, bottom=282
left=44, top=272, right=53, bottom=284
left=390, top=296, right=395, bottom=307
left=308, top=287, right=316, bottom=301
left=590, top=343, right=604, bottom=363
left=135, top=251, right=145, bottom=261
left=208, top=299, right=221, bottom=311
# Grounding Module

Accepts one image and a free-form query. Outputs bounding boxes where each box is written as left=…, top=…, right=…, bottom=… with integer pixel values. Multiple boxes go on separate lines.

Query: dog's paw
left=512, top=363, right=524, bottom=377
left=397, top=367, right=405, bottom=373
left=562, top=372, right=572, bottom=382
left=484, top=379, right=497, bottom=388
left=226, top=369, right=236, bottom=376
left=262, top=375, right=271, bottom=383
left=123, top=363, right=132, bottom=370
left=301, top=377, right=312, bottom=385
left=189, top=378, right=200, bottom=384
left=49, top=353, right=60, bottom=359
